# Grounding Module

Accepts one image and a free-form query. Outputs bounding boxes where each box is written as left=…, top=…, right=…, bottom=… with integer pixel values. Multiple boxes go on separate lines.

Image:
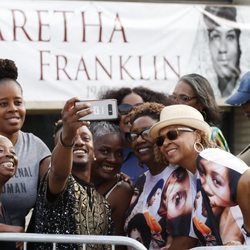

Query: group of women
left=0, top=57, right=250, bottom=250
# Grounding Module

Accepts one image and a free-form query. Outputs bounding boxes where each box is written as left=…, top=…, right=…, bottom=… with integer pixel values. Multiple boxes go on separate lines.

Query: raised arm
left=48, top=97, right=91, bottom=195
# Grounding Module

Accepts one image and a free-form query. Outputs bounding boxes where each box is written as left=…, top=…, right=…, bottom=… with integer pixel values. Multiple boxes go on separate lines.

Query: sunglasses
left=155, top=128, right=194, bottom=147
left=127, top=128, right=151, bottom=142
left=118, top=103, right=143, bottom=115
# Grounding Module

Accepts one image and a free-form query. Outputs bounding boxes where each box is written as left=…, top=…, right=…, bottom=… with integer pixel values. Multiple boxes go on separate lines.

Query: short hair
left=0, top=58, right=22, bottom=93
left=178, top=73, right=221, bottom=126
left=89, top=121, right=124, bottom=141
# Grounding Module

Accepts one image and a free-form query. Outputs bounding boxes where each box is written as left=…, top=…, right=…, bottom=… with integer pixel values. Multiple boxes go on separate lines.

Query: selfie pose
left=32, top=98, right=113, bottom=250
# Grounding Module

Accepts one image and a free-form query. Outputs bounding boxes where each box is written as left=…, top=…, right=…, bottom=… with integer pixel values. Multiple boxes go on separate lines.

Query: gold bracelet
left=59, top=132, right=74, bottom=148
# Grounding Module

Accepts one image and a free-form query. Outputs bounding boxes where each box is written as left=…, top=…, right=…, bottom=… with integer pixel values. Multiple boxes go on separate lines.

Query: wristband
left=59, top=132, right=74, bottom=148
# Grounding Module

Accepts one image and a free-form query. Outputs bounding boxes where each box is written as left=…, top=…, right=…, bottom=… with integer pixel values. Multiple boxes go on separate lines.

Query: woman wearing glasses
left=171, top=73, right=230, bottom=151
left=125, top=102, right=176, bottom=249
left=149, top=104, right=250, bottom=248
left=99, top=87, right=170, bottom=183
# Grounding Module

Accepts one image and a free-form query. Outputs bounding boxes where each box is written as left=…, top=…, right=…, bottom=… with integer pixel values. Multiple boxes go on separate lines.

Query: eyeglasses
left=118, top=103, right=143, bottom=115
left=170, top=94, right=197, bottom=104
left=155, top=128, right=194, bottom=147
left=127, top=128, right=151, bottom=142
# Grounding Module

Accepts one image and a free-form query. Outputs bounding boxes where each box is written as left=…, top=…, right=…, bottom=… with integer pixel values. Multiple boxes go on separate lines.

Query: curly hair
left=99, top=86, right=171, bottom=106
left=129, top=102, right=165, bottom=124
left=177, top=73, right=222, bottom=126
left=129, top=102, right=167, bottom=165
left=0, top=58, right=22, bottom=92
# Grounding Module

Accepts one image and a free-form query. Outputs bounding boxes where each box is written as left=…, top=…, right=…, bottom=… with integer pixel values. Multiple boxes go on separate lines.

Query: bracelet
left=59, top=132, right=74, bottom=148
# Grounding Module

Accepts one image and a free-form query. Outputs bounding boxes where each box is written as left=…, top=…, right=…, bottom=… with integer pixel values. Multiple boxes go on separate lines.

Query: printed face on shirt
left=92, top=133, right=124, bottom=180
left=198, top=158, right=233, bottom=207
left=0, top=80, right=26, bottom=136
left=158, top=167, right=193, bottom=220
left=208, top=26, right=239, bottom=79
left=0, top=135, right=18, bottom=181
left=147, top=187, right=161, bottom=207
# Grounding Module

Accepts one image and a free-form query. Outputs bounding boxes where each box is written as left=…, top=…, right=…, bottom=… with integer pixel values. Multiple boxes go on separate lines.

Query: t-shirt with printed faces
left=192, top=148, right=250, bottom=246
left=125, top=165, right=196, bottom=249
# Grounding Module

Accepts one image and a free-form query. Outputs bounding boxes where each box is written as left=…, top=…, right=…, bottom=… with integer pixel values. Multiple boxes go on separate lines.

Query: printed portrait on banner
left=189, top=5, right=250, bottom=102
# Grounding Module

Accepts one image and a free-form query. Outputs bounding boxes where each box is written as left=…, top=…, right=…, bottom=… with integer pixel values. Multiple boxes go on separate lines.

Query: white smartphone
left=75, top=99, right=118, bottom=121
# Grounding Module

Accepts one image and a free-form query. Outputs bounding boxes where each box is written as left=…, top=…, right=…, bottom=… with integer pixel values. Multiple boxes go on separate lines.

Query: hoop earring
left=194, top=141, right=204, bottom=153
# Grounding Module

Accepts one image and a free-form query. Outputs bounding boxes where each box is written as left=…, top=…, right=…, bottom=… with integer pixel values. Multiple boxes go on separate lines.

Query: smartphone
left=75, top=99, right=118, bottom=121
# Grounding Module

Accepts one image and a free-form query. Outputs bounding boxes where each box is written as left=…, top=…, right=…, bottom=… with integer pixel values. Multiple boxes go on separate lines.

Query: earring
left=194, top=141, right=204, bottom=153
left=93, top=154, right=97, bottom=161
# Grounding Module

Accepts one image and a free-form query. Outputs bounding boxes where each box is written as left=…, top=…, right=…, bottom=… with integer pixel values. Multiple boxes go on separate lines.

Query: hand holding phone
left=75, top=99, right=118, bottom=121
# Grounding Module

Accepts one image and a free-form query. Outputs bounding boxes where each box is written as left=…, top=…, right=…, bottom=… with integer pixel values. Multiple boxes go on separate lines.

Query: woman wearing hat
left=149, top=104, right=250, bottom=248
left=171, top=73, right=230, bottom=152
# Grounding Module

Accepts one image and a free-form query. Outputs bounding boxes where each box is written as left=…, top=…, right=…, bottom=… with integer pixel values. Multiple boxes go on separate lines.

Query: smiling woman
left=0, top=58, right=51, bottom=230
left=0, top=135, right=24, bottom=250
left=89, top=120, right=133, bottom=247
left=124, top=102, right=173, bottom=249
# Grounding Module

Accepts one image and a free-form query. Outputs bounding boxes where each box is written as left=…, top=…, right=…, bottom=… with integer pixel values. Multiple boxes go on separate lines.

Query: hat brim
left=150, top=118, right=211, bottom=139
left=226, top=92, right=250, bottom=106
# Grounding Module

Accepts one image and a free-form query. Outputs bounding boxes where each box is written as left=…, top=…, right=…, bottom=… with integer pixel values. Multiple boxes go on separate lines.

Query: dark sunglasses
left=155, top=128, right=194, bottom=147
left=127, top=128, right=151, bottom=142
left=118, top=103, right=143, bottom=115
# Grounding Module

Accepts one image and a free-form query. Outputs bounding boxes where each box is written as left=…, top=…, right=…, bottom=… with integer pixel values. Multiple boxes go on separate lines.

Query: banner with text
left=0, top=1, right=250, bottom=107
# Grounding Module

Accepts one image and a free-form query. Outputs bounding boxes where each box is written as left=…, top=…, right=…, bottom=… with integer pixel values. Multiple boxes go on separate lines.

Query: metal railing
left=191, top=246, right=250, bottom=250
left=0, top=233, right=147, bottom=250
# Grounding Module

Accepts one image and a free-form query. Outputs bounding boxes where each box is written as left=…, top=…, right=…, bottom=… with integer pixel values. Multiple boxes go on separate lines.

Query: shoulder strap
left=201, top=187, right=223, bottom=245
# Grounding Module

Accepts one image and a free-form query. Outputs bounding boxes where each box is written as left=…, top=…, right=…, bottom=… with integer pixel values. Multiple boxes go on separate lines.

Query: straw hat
left=149, top=104, right=211, bottom=139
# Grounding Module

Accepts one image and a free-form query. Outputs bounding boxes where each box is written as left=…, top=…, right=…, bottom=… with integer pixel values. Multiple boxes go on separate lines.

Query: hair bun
left=0, top=58, right=18, bottom=80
